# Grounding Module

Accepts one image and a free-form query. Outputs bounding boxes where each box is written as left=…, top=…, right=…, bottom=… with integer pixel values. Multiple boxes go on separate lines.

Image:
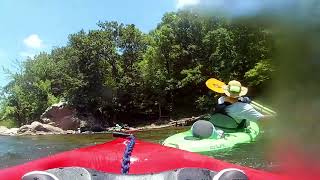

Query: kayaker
left=218, top=80, right=274, bottom=122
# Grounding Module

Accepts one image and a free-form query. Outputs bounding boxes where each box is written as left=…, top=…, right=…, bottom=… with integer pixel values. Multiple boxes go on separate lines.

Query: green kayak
left=162, top=119, right=259, bottom=153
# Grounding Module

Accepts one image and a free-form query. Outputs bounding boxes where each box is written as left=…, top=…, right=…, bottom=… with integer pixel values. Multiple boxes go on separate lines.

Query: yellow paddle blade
left=205, top=78, right=226, bottom=93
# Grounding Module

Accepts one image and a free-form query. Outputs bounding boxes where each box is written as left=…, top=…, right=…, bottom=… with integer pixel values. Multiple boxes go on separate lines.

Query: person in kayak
left=217, top=80, right=274, bottom=123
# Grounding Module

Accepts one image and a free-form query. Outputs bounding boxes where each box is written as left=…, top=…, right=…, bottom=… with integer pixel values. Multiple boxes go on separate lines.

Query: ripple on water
left=0, top=126, right=277, bottom=171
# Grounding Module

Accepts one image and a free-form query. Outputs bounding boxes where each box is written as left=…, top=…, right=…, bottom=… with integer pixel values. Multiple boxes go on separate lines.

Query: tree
left=0, top=11, right=275, bottom=126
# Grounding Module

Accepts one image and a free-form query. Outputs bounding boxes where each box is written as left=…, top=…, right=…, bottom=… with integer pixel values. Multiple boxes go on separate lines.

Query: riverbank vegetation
left=0, top=10, right=274, bottom=127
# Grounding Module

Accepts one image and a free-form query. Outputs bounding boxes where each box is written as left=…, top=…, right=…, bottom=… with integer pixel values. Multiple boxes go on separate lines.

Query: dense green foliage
left=0, top=11, right=274, bottom=126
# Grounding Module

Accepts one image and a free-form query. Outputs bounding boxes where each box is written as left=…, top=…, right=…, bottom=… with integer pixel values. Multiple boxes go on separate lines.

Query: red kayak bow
left=0, top=137, right=284, bottom=180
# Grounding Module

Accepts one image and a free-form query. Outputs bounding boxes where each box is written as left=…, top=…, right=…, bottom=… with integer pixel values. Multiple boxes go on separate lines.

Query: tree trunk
left=158, top=103, right=162, bottom=120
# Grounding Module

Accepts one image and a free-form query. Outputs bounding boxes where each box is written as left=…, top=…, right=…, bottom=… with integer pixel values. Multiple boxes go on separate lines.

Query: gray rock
left=0, top=126, right=19, bottom=136
left=17, top=121, right=65, bottom=135
left=40, top=101, right=80, bottom=130
left=0, top=126, right=9, bottom=133
left=7, top=128, right=19, bottom=135
left=38, top=101, right=106, bottom=133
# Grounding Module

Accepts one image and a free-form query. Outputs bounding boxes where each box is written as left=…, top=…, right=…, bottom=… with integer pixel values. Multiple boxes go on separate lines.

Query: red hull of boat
left=0, top=138, right=283, bottom=180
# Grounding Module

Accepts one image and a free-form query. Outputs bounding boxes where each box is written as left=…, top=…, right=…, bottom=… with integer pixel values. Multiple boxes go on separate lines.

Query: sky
left=0, top=0, right=295, bottom=87
left=0, top=0, right=201, bottom=87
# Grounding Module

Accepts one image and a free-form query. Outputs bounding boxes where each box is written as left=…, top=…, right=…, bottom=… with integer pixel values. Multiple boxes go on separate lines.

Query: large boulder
left=40, top=102, right=106, bottom=132
left=17, top=121, right=65, bottom=135
left=40, top=102, right=80, bottom=130
left=78, top=114, right=105, bottom=132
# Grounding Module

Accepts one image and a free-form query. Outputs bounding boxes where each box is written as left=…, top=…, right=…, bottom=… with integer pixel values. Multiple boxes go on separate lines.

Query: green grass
left=0, top=119, right=18, bottom=128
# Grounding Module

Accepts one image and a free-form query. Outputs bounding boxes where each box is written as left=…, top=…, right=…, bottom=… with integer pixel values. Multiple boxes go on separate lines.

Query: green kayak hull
left=162, top=121, right=260, bottom=153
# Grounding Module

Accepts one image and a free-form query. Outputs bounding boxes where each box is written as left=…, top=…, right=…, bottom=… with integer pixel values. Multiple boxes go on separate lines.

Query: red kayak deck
left=0, top=138, right=283, bottom=180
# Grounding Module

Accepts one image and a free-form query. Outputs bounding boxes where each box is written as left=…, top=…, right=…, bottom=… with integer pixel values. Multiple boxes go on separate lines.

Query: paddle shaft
left=251, top=101, right=276, bottom=115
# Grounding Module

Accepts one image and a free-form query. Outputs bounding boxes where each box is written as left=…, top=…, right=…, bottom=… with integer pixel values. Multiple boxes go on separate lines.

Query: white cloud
left=23, top=34, right=43, bottom=49
left=176, top=0, right=200, bottom=9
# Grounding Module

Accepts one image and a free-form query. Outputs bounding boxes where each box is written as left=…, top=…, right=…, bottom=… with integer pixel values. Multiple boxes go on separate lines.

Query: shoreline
left=0, top=115, right=204, bottom=136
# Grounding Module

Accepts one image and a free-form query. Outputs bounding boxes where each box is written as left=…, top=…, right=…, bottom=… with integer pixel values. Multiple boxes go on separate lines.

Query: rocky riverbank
left=0, top=101, right=205, bottom=136
left=0, top=121, right=74, bottom=136
left=0, top=115, right=203, bottom=136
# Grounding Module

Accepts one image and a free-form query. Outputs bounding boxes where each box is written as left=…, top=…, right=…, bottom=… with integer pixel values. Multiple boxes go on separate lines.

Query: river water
left=0, top=126, right=278, bottom=171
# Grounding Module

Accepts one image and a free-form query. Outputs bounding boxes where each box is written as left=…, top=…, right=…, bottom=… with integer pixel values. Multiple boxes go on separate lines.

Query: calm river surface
left=0, top=126, right=278, bottom=171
